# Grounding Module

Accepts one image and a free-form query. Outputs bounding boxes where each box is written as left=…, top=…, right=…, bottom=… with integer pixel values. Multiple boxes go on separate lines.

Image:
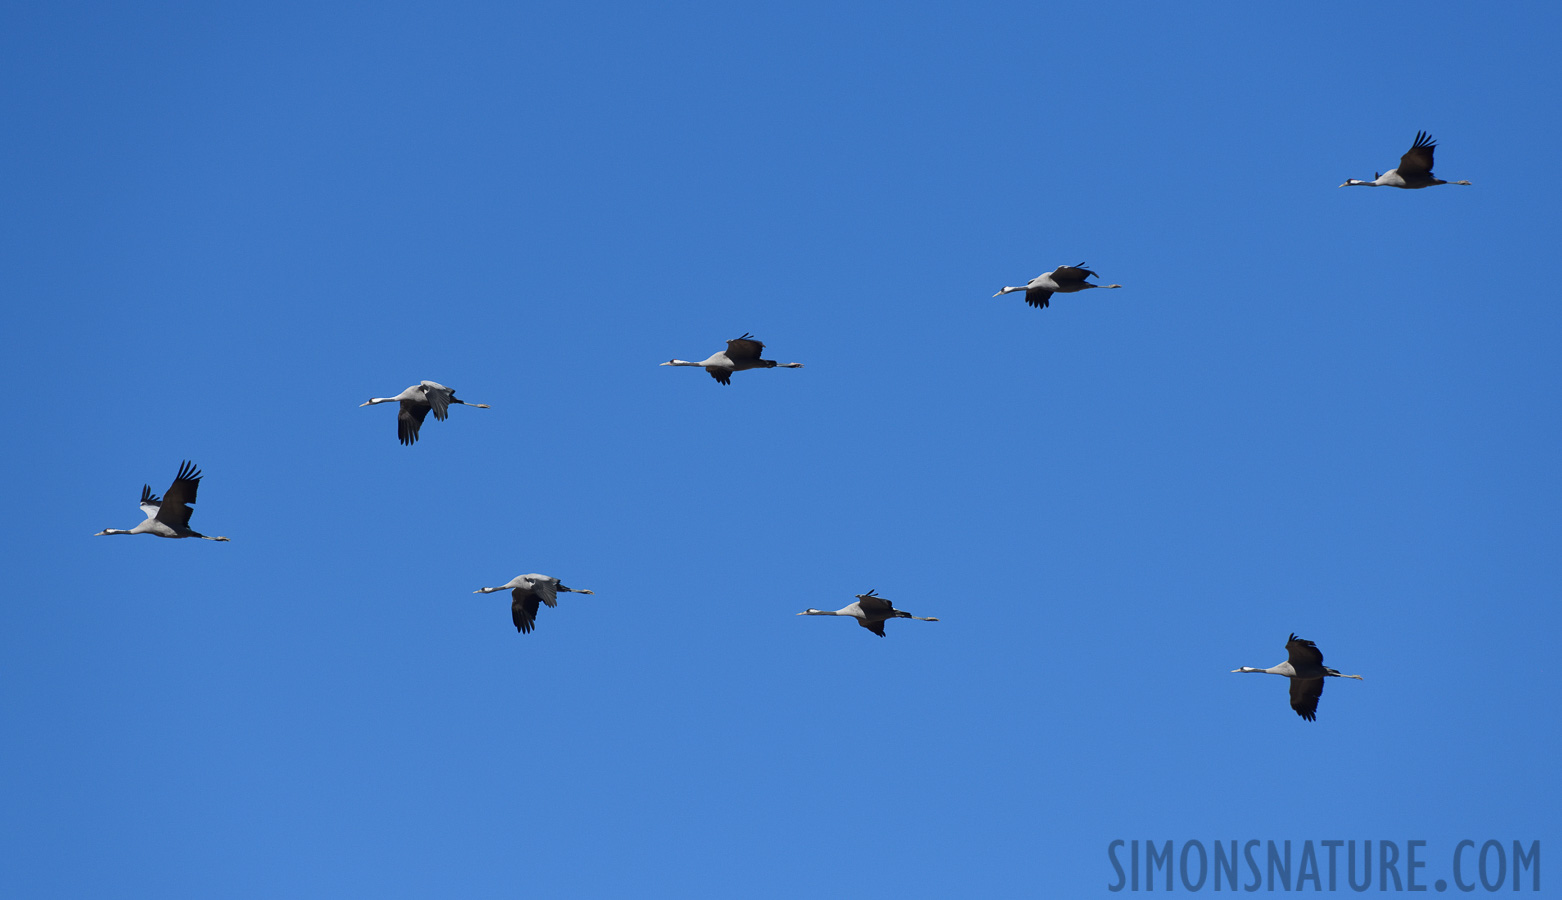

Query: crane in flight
left=1232, top=633, right=1363, bottom=721
left=473, top=574, right=594, bottom=634
left=661, top=334, right=803, bottom=385
left=94, top=461, right=230, bottom=541
left=360, top=381, right=489, bottom=445
left=993, top=264, right=1122, bottom=309
left=1340, top=131, right=1472, bottom=189
left=797, top=589, right=938, bottom=637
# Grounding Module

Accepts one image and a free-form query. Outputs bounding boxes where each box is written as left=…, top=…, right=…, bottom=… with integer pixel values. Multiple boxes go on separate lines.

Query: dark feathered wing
left=399, top=400, right=431, bottom=445
left=1399, top=131, right=1436, bottom=178
left=859, top=619, right=888, bottom=637
left=532, top=580, right=559, bottom=608
left=706, top=367, right=732, bottom=385
left=1286, top=633, right=1325, bottom=667
left=1290, top=677, right=1324, bottom=721
left=854, top=591, right=893, bottom=615
left=1025, top=288, right=1053, bottom=309
left=1052, top=264, right=1099, bottom=286
left=511, top=589, right=541, bottom=634
left=725, top=334, right=765, bottom=361
left=154, top=461, right=202, bottom=529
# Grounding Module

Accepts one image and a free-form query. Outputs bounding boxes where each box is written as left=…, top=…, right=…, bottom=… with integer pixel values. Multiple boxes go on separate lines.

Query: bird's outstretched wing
left=1286, top=633, right=1325, bottom=668
left=1290, top=677, right=1324, bottom=721
left=399, top=401, right=431, bottom=446
left=1024, top=288, right=1053, bottom=309
left=1398, top=131, right=1436, bottom=178
left=1052, top=264, right=1099, bottom=285
left=154, top=461, right=202, bottom=529
left=725, top=334, right=765, bottom=361
left=531, top=579, right=559, bottom=608
left=859, top=618, right=888, bottom=637
left=706, top=367, right=733, bottom=385
left=854, top=590, right=893, bottom=615
left=139, top=484, right=162, bottom=519
left=511, top=590, right=541, bottom=634
left=421, top=382, right=452, bottom=420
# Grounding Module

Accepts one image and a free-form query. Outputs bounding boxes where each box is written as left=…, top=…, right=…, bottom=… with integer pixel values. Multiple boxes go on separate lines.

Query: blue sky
left=3, top=1, right=1559, bottom=896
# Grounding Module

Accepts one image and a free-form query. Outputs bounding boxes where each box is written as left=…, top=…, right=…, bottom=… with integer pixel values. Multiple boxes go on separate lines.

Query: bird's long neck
left=97, top=529, right=133, bottom=535
left=1234, top=666, right=1286, bottom=675
left=997, top=286, right=1025, bottom=295
left=474, top=586, right=505, bottom=593
left=365, top=397, right=398, bottom=405
left=667, top=359, right=703, bottom=367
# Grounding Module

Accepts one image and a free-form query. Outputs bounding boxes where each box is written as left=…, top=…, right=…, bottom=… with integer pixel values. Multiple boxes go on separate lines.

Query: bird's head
left=358, top=399, right=377, bottom=406
left=660, top=360, right=676, bottom=366
left=797, top=608, right=823, bottom=615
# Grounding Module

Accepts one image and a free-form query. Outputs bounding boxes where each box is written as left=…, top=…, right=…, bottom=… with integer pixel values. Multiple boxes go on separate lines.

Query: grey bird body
left=661, top=334, right=804, bottom=385
left=473, top=574, right=594, bottom=634
left=797, top=589, right=939, bottom=637
left=994, top=264, right=1122, bottom=309
left=95, top=461, right=230, bottom=541
left=360, top=380, right=489, bottom=445
left=1232, top=633, right=1363, bottom=721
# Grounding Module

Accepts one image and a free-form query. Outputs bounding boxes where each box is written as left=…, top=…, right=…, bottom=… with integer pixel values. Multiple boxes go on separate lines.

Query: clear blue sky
left=3, top=1, right=1558, bottom=896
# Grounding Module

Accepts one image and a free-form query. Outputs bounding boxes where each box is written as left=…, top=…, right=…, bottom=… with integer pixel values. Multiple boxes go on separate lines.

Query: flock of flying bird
left=92, top=133, right=1471, bottom=720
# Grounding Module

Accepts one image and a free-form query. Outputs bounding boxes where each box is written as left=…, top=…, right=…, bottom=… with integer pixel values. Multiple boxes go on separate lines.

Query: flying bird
left=360, top=381, right=489, bottom=445
left=797, top=589, right=939, bottom=637
left=1340, top=131, right=1472, bottom=189
left=472, top=574, right=594, bottom=634
left=1232, top=633, right=1363, bottom=721
left=993, top=264, right=1122, bottom=309
left=661, top=334, right=804, bottom=385
left=95, top=461, right=230, bottom=541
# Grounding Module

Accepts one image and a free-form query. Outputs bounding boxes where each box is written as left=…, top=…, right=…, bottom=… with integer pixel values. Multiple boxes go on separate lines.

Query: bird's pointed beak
left=991, top=290, right=1004, bottom=297
left=576, top=589, right=595, bottom=594
left=359, top=400, right=374, bottom=407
